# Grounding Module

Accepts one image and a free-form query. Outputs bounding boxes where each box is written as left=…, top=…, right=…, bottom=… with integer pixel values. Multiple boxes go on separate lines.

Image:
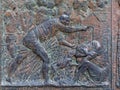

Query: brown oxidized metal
left=1, top=0, right=111, bottom=87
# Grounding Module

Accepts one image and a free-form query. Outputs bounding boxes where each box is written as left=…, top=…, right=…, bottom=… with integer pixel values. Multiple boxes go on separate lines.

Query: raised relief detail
left=73, top=40, right=109, bottom=84
left=1, top=0, right=111, bottom=87
left=8, top=14, right=91, bottom=84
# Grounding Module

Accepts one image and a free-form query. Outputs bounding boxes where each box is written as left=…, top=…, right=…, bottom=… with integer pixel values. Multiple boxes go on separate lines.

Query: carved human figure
left=22, top=13, right=91, bottom=84
left=73, top=40, right=109, bottom=83
left=6, top=35, right=28, bottom=82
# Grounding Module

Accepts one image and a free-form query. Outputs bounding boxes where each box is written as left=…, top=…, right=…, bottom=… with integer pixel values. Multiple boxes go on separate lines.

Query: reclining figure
left=72, top=40, right=109, bottom=83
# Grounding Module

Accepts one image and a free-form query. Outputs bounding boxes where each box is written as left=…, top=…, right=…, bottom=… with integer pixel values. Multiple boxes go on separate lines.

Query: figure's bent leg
left=8, top=55, right=23, bottom=76
left=79, top=60, right=101, bottom=73
left=74, top=60, right=88, bottom=82
left=23, top=38, right=50, bottom=83
left=33, top=42, right=50, bottom=83
left=74, top=60, right=102, bottom=82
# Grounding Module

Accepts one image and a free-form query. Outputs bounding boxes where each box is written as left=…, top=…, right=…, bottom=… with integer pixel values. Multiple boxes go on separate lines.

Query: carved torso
left=26, top=18, right=59, bottom=42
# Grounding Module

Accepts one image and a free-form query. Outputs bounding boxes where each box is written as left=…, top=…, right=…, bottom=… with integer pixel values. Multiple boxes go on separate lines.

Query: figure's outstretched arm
left=59, top=39, right=75, bottom=48
left=56, top=32, right=75, bottom=48
left=58, top=23, right=90, bottom=33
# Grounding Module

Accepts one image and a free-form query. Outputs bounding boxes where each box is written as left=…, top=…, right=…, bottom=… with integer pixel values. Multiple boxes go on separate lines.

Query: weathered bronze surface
left=0, top=0, right=113, bottom=89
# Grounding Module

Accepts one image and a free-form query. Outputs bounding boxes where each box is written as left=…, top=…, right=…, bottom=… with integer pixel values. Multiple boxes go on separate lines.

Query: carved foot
left=6, top=77, right=12, bottom=84
left=44, top=79, right=58, bottom=86
left=71, top=80, right=82, bottom=86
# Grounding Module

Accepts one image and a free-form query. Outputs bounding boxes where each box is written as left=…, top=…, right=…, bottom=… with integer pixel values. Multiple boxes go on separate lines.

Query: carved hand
left=76, top=25, right=94, bottom=31
left=87, top=51, right=97, bottom=59
left=69, top=44, right=76, bottom=49
left=85, top=26, right=94, bottom=31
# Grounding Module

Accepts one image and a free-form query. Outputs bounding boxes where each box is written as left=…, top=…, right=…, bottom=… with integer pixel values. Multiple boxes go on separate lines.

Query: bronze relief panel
left=0, top=0, right=112, bottom=87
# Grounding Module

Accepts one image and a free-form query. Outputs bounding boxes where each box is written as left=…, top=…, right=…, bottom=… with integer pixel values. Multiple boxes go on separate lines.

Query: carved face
left=75, top=44, right=88, bottom=57
left=59, top=14, right=70, bottom=25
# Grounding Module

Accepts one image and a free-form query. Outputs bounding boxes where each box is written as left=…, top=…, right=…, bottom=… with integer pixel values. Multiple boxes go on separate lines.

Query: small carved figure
left=73, top=40, right=109, bottom=83
left=6, top=35, right=17, bottom=59
left=22, top=13, right=91, bottom=84
left=6, top=35, right=28, bottom=82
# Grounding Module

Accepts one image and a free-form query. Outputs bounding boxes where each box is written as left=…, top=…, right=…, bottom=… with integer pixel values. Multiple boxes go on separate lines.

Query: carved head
left=75, top=40, right=102, bottom=58
left=75, top=43, right=88, bottom=57
left=59, top=14, right=70, bottom=25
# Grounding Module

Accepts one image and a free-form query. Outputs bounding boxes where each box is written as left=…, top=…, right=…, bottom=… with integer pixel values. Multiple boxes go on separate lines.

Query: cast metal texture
left=0, top=0, right=112, bottom=87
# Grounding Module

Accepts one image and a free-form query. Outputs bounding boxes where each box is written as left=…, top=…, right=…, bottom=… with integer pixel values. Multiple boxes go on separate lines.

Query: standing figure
left=22, top=14, right=91, bottom=84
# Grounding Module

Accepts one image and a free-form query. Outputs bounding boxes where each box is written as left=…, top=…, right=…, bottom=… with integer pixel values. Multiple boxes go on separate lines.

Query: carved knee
left=43, top=58, right=50, bottom=64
